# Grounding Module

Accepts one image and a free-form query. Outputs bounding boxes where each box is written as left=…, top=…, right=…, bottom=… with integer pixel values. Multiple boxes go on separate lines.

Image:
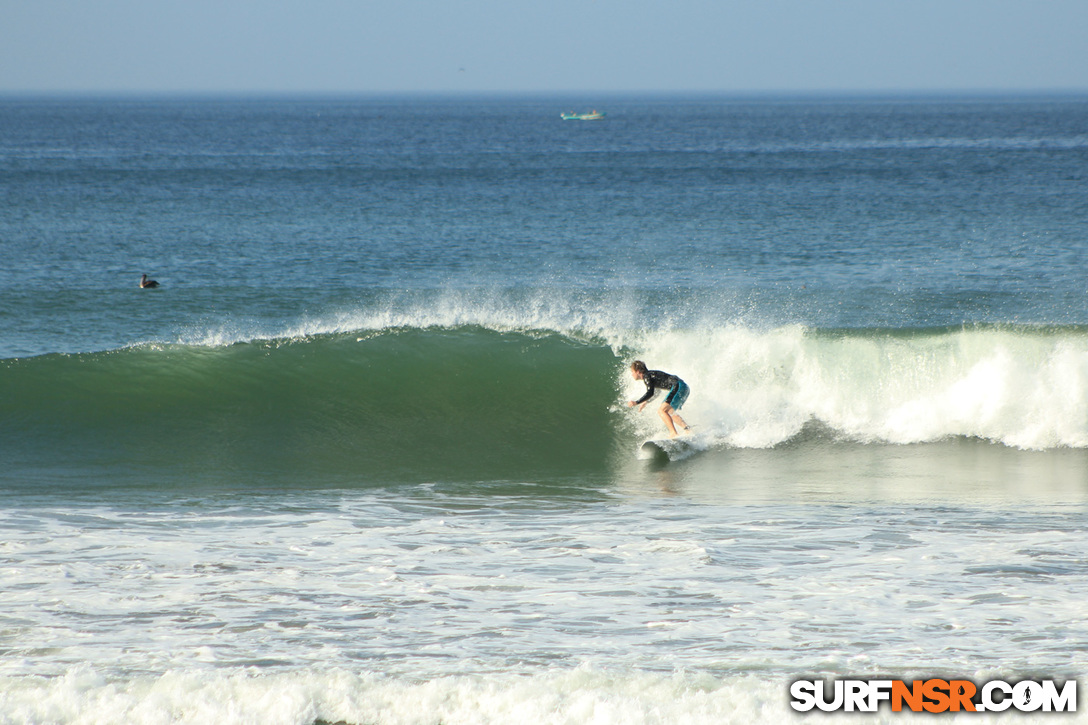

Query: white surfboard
left=639, top=435, right=700, bottom=462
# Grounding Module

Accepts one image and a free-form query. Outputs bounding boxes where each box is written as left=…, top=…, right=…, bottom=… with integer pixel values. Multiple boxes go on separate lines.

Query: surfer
left=627, top=360, right=691, bottom=437
left=139, top=274, right=160, bottom=288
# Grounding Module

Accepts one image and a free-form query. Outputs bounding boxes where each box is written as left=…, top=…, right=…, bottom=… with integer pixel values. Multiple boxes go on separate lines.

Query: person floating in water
left=627, top=360, right=691, bottom=438
left=139, top=274, right=160, bottom=288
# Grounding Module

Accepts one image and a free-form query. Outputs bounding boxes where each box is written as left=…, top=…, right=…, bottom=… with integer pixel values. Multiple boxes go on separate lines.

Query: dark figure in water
left=139, top=274, right=160, bottom=288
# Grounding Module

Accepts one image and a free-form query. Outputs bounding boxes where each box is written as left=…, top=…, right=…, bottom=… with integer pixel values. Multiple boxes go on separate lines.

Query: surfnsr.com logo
left=790, top=678, right=1077, bottom=713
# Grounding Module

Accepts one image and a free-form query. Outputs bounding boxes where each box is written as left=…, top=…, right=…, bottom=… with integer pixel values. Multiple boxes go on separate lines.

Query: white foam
left=3, top=666, right=1084, bottom=725
left=0, top=667, right=750, bottom=725
left=5, top=489, right=1088, bottom=723
left=622, top=324, right=1088, bottom=450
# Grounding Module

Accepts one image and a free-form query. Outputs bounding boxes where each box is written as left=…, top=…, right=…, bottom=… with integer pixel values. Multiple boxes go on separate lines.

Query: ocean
left=2, top=94, right=1087, bottom=723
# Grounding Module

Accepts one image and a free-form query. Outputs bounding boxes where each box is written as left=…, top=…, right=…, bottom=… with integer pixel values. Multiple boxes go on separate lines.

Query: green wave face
left=7, top=321, right=1088, bottom=490
left=2, top=328, right=623, bottom=487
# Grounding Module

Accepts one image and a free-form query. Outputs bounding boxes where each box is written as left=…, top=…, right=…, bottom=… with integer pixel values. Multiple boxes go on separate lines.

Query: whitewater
left=2, top=95, right=1088, bottom=723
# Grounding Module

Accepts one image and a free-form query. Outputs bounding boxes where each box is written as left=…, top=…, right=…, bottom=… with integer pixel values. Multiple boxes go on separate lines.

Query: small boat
left=561, top=110, right=605, bottom=121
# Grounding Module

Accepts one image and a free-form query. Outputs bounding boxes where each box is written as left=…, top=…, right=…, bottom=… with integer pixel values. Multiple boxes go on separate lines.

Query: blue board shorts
left=665, top=380, right=690, bottom=411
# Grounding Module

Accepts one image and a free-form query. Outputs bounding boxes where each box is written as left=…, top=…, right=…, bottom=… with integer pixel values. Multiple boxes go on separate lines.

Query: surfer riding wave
left=627, top=360, right=691, bottom=438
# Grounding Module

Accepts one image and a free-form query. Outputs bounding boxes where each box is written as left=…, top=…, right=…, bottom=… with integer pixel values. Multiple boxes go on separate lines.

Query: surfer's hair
left=631, top=360, right=648, bottom=375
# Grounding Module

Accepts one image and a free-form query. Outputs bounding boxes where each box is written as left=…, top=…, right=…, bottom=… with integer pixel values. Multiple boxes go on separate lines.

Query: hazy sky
left=2, top=0, right=1086, bottom=95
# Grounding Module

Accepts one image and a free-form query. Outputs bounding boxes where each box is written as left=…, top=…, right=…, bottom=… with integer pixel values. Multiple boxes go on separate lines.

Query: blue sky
left=2, top=0, right=1086, bottom=95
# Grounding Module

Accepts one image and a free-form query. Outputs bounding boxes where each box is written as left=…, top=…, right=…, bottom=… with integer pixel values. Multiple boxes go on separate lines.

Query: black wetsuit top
left=634, top=370, right=682, bottom=405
